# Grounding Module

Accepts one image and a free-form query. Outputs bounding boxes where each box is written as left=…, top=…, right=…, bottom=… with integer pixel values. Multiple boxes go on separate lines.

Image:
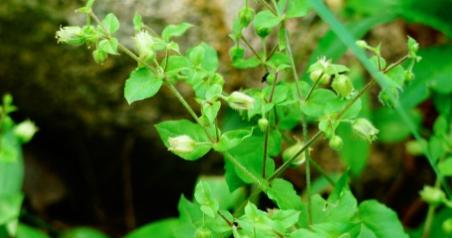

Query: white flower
left=168, top=135, right=196, bottom=153
left=134, top=31, right=155, bottom=59
left=55, top=26, right=84, bottom=46
left=14, top=120, right=38, bottom=143
left=226, top=91, right=255, bottom=110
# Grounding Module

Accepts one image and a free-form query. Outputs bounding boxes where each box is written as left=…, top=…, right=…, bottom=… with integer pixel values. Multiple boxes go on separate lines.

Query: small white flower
left=134, top=31, right=155, bottom=59
left=226, top=91, right=255, bottom=110
left=14, top=120, right=38, bottom=143
left=55, top=26, right=84, bottom=46
left=168, top=135, right=196, bottom=153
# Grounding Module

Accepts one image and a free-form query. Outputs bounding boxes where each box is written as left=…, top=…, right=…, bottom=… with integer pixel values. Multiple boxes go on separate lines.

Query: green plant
left=53, top=0, right=451, bottom=237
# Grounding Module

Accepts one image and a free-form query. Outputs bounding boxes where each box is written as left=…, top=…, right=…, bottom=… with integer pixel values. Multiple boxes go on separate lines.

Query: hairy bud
left=226, top=92, right=255, bottom=110
left=56, top=26, right=85, bottom=46
left=168, top=135, right=196, bottom=153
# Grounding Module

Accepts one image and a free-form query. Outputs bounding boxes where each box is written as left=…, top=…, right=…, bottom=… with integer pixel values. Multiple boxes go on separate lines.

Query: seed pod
left=226, top=92, right=255, bottom=110
left=329, top=135, right=343, bottom=151
left=258, top=118, right=269, bottom=132
left=332, top=74, right=353, bottom=98
left=419, top=185, right=445, bottom=206
left=239, top=7, right=255, bottom=27
left=134, top=31, right=156, bottom=62
left=55, top=26, right=85, bottom=46
left=282, top=141, right=306, bottom=166
left=14, top=120, right=38, bottom=143
left=352, top=118, right=379, bottom=142
left=195, top=227, right=213, bottom=238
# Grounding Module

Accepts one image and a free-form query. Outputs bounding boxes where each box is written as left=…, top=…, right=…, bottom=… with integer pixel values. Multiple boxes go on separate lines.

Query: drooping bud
left=329, top=135, right=343, bottom=151
left=226, top=91, right=255, bottom=110
left=258, top=117, right=269, bottom=132
left=356, top=40, right=369, bottom=49
left=134, top=31, right=156, bottom=61
left=55, top=26, right=85, bottom=46
left=352, top=118, right=379, bottom=142
left=309, top=57, right=332, bottom=85
left=332, top=74, right=353, bottom=98
left=282, top=141, right=307, bottom=166
left=168, top=135, right=196, bottom=153
left=239, top=7, right=255, bottom=27
left=419, top=185, right=445, bottom=206
left=14, top=120, right=38, bottom=143
left=443, top=219, right=452, bottom=234
left=195, top=227, right=213, bottom=238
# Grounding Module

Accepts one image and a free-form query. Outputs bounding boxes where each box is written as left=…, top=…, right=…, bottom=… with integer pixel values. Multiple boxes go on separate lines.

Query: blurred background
left=0, top=0, right=451, bottom=237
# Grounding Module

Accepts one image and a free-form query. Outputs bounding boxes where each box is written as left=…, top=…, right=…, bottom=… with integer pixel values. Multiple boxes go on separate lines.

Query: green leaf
left=301, top=89, right=338, bottom=118
left=226, top=135, right=274, bottom=184
left=253, top=10, right=282, bottom=38
left=165, top=55, right=192, bottom=77
left=60, top=227, right=109, bottom=238
left=133, top=13, right=143, bottom=32
left=194, top=181, right=220, bottom=218
left=102, top=13, right=120, bottom=34
left=372, top=108, right=422, bottom=143
left=278, top=0, right=311, bottom=18
left=307, top=190, right=358, bottom=225
left=97, top=38, right=118, bottom=55
left=0, top=193, right=23, bottom=225
left=438, top=157, right=452, bottom=177
left=337, top=123, right=370, bottom=176
left=155, top=119, right=211, bottom=161
left=124, top=67, right=163, bottom=104
left=267, top=179, right=303, bottom=210
left=305, top=14, right=395, bottom=79
left=188, top=43, right=219, bottom=72
left=215, top=128, right=253, bottom=152
left=358, top=200, right=409, bottom=238
left=407, top=46, right=452, bottom=96
left=200, top=101, right=221, bottom=124
left=16, top=224, right=49, bottom=238
left=162, top=23, right=193, bottom=42
left=197, top=177, right=245, bottom=210
left=125, top=218, right=178, bottom=238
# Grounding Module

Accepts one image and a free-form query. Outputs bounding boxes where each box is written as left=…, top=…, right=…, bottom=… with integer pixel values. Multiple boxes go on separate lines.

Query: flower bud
left=14, top=120, right=38, bottom=143
left=442, top=219, right=452, bottom=234
left=356, top=40, right=369, bottom=49
left=283, top=141, right=306, bottom=166
left=195, top=227, right=212, bottom=238
left=55, top=26, right=85, bottom=46
left=352, top=118, right=379, bottom=142
left=329, top=135, right=343, bottom=151
left=226, top=92, right=255, bottom=110
left=168, top=135, right=196, bottom=153
left=134, top=31, right=156, bottom=61
left=419, top=186, right=445, bottom=206
left=404, top=70, right=415, bottom=81
left=309, top=57, right=331, bottom=85
left=93, top=49, right=108, bottom=64
left=332, top=74, right=353, bottom=98
left=239, top=7, right=255, bottom=27
left=258, top=118, right=269, bottom=132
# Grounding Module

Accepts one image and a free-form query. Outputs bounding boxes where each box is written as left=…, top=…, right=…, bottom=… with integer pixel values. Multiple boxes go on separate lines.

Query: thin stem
left=225, top=152, right=270, bottom=192
left=240, top=36, right=263, bottom=62
left=269, top=132, right=323, bottom=181
left=88, top=10, right=215, bottom=142
left=310, top=159, right=336, bottom=186
left=257, top=0, right=277, bottom=15
left=304, top=73, right=323, bottom=102
left=284, top=25, right=303, bottom=99
left=262, top=74, right=279, bottom=178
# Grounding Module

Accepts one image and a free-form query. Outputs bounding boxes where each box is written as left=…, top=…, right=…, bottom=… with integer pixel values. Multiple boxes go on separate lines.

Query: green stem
left=88, top=10, right=215, bottom=142
left=225, top=152, right=270, bottom=192
left=305, top=73, right=323, bottom=102
left=258, top=0, right=277, bottom=15
left=262, top=74, right=279, bottom=178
